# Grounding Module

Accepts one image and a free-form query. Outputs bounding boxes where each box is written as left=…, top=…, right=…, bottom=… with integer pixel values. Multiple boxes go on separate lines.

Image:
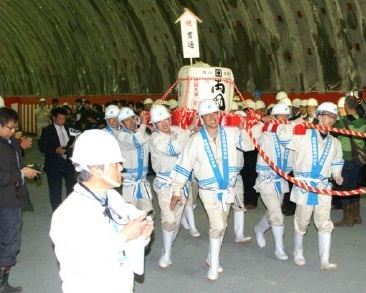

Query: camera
left=61, top=145, right=73, bottom=158
left=27, top=163, right=43, bottom=181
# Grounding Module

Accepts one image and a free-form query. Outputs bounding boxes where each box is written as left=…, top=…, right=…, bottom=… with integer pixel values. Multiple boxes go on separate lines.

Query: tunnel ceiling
left=0, top=0, right=365, bottom=96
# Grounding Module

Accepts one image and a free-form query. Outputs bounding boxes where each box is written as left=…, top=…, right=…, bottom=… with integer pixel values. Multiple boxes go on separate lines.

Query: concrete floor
left=10, top=138, right=366, bottom=293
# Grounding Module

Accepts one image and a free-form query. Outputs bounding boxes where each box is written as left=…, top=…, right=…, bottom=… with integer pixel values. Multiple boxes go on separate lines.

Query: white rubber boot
left=254, top=216, right=271, bottom=248
left=206, top=242, right=223, bottom=274
left=207, top=238, right=222, bottom=281
left=294, top=232, right=306, bottom=266
left=272, top=225, right=288, bottom=260
left=183, top=205, right=201, bottom=237
left=318, top=232, right=337, bottom=271
left=234, top=211, right=252, bottom=243
left=180, top=212, right=189, bottom=230
left=158, top=230, right=175, bottom=268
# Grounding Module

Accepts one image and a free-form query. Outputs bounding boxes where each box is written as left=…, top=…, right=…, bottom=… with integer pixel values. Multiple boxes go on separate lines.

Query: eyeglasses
left=3, top=125, right=16, bottom=130
left=321, top=113, right=337, bottom=120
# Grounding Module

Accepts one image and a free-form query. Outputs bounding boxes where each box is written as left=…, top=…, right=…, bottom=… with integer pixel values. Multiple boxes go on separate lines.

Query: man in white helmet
left=254, top=103, right=294, bottom=261
left=149, top=104, right=200, bottom=268
left=291, top=98, right=302, bottom=120
left=305, top=98, right=319, bottom=123
left=263, top=101, right=344, bottom=271
left=337, top=96, right=346, bottom=118
left=170, top=99, right=257, bottom=281
left=50, top=130, right=153, bottom=293
left=276, top=91, right=288, bottom=102
left=299, top=99, right=308, bottom=118
left=143, top=98, right=154, bottom=112
left=254, top=100, right=266, bottom=116
left=34, top=98, right=50, bottom=137
left=103, top=104, right=120, bottom=138
left=168, top=99, right=178, bottom=111
left=117, top=107, right=153, bottom=212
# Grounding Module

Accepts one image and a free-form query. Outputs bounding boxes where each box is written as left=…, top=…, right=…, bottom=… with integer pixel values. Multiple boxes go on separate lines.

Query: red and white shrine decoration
left=168, top=62, right=243, bottom=128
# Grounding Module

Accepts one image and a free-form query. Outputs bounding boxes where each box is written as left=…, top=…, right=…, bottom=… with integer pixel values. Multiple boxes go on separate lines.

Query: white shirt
left=50, top=184, right=148, bottom=293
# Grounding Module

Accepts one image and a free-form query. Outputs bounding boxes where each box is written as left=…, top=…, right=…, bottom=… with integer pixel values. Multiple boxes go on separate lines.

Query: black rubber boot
left=0, top=267, right=23, bottom=293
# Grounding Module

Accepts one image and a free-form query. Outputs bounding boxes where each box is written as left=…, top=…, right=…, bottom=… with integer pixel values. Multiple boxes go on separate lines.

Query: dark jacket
left=38, top=123, right=75, bottom=172
left=0, top=137, right=23, bottom=208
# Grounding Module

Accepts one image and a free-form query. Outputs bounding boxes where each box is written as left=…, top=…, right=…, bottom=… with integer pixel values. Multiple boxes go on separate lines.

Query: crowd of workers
left=0, top=90, right=365, bottom=292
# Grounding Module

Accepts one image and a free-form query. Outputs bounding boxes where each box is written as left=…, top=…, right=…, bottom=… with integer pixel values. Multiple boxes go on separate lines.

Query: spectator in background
left=143, top=98, right=154, bottom=112
left=254, top=100, right=266, bottom=117
left=119, top=100, right=127, bottom=108
left=91, top=104, right=105, bottom=129
left=291, top=98, right=302, bottom=120
left=51, top=98, right=60, bottom=113
left=252, top=90, right=262, bottom=102
left=168, top=99, right=178, bottom=112
left=299, top=99, right=308, bottom=118
left=305, top=98, right=319, bottom=123
left=73, top=98, right=84, bottom=122
left=127, top=101, right=135, bottom=111
left=34, top=98, right=50, bottom=137
left=333, top=95, right=366, bottom=227
left=62, top=104, right=74, bottom=127
left=39, top=107, right=76, bottom=211
left=135, top=102, right=144, bottom=116
left=337, top=97, right=346, bottom=118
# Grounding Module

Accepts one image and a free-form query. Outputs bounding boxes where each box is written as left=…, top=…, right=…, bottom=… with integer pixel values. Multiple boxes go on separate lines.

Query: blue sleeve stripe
left=199, top=177, right=216, bottom=185
left=173, top=165, right=191, bottom=178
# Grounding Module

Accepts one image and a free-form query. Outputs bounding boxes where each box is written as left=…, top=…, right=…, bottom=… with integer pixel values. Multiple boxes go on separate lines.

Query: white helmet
left=150, top=104, right=171, bottom=123
left=198, top=99, right=220, bottom=116
left=313, top=102, right=339, bottom=120
left=243, top=99, right=255, bottom=110
left=292, top=98, right=301, bottom=108
left=154, top=99, right=169, bottom=106
left=39, top=98, right=46, bottom=103
left=0, top=96, right=4, bottom=108
left=307, top=98, right=318, bottom=107
left=337, top=96, right=345, bottom=108
left=235, top=110, right=247, bottom=117
left=300, top=99, right=308, bottom=107
left=276, top=91, right=288, bottom=101
left=105, top=105, right=120, bottom=119
left=118, top=107, right=135, bottom=122
left=271, top=103, right=291, bottom=116
left=71, top=129, right=125, bottom=171
left=231, top=101, right=239, bottom=111
left=168, top=99, right=178, bottom=110
left=144, top=98, right=154, bottom=105
left=254, top=100, right=266, bottom=110
left=279, top=97, right=292, bottom=107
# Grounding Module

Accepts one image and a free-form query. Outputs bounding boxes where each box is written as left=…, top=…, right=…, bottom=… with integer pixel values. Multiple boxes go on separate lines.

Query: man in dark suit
left=39, top=107, right=76, bottom=211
